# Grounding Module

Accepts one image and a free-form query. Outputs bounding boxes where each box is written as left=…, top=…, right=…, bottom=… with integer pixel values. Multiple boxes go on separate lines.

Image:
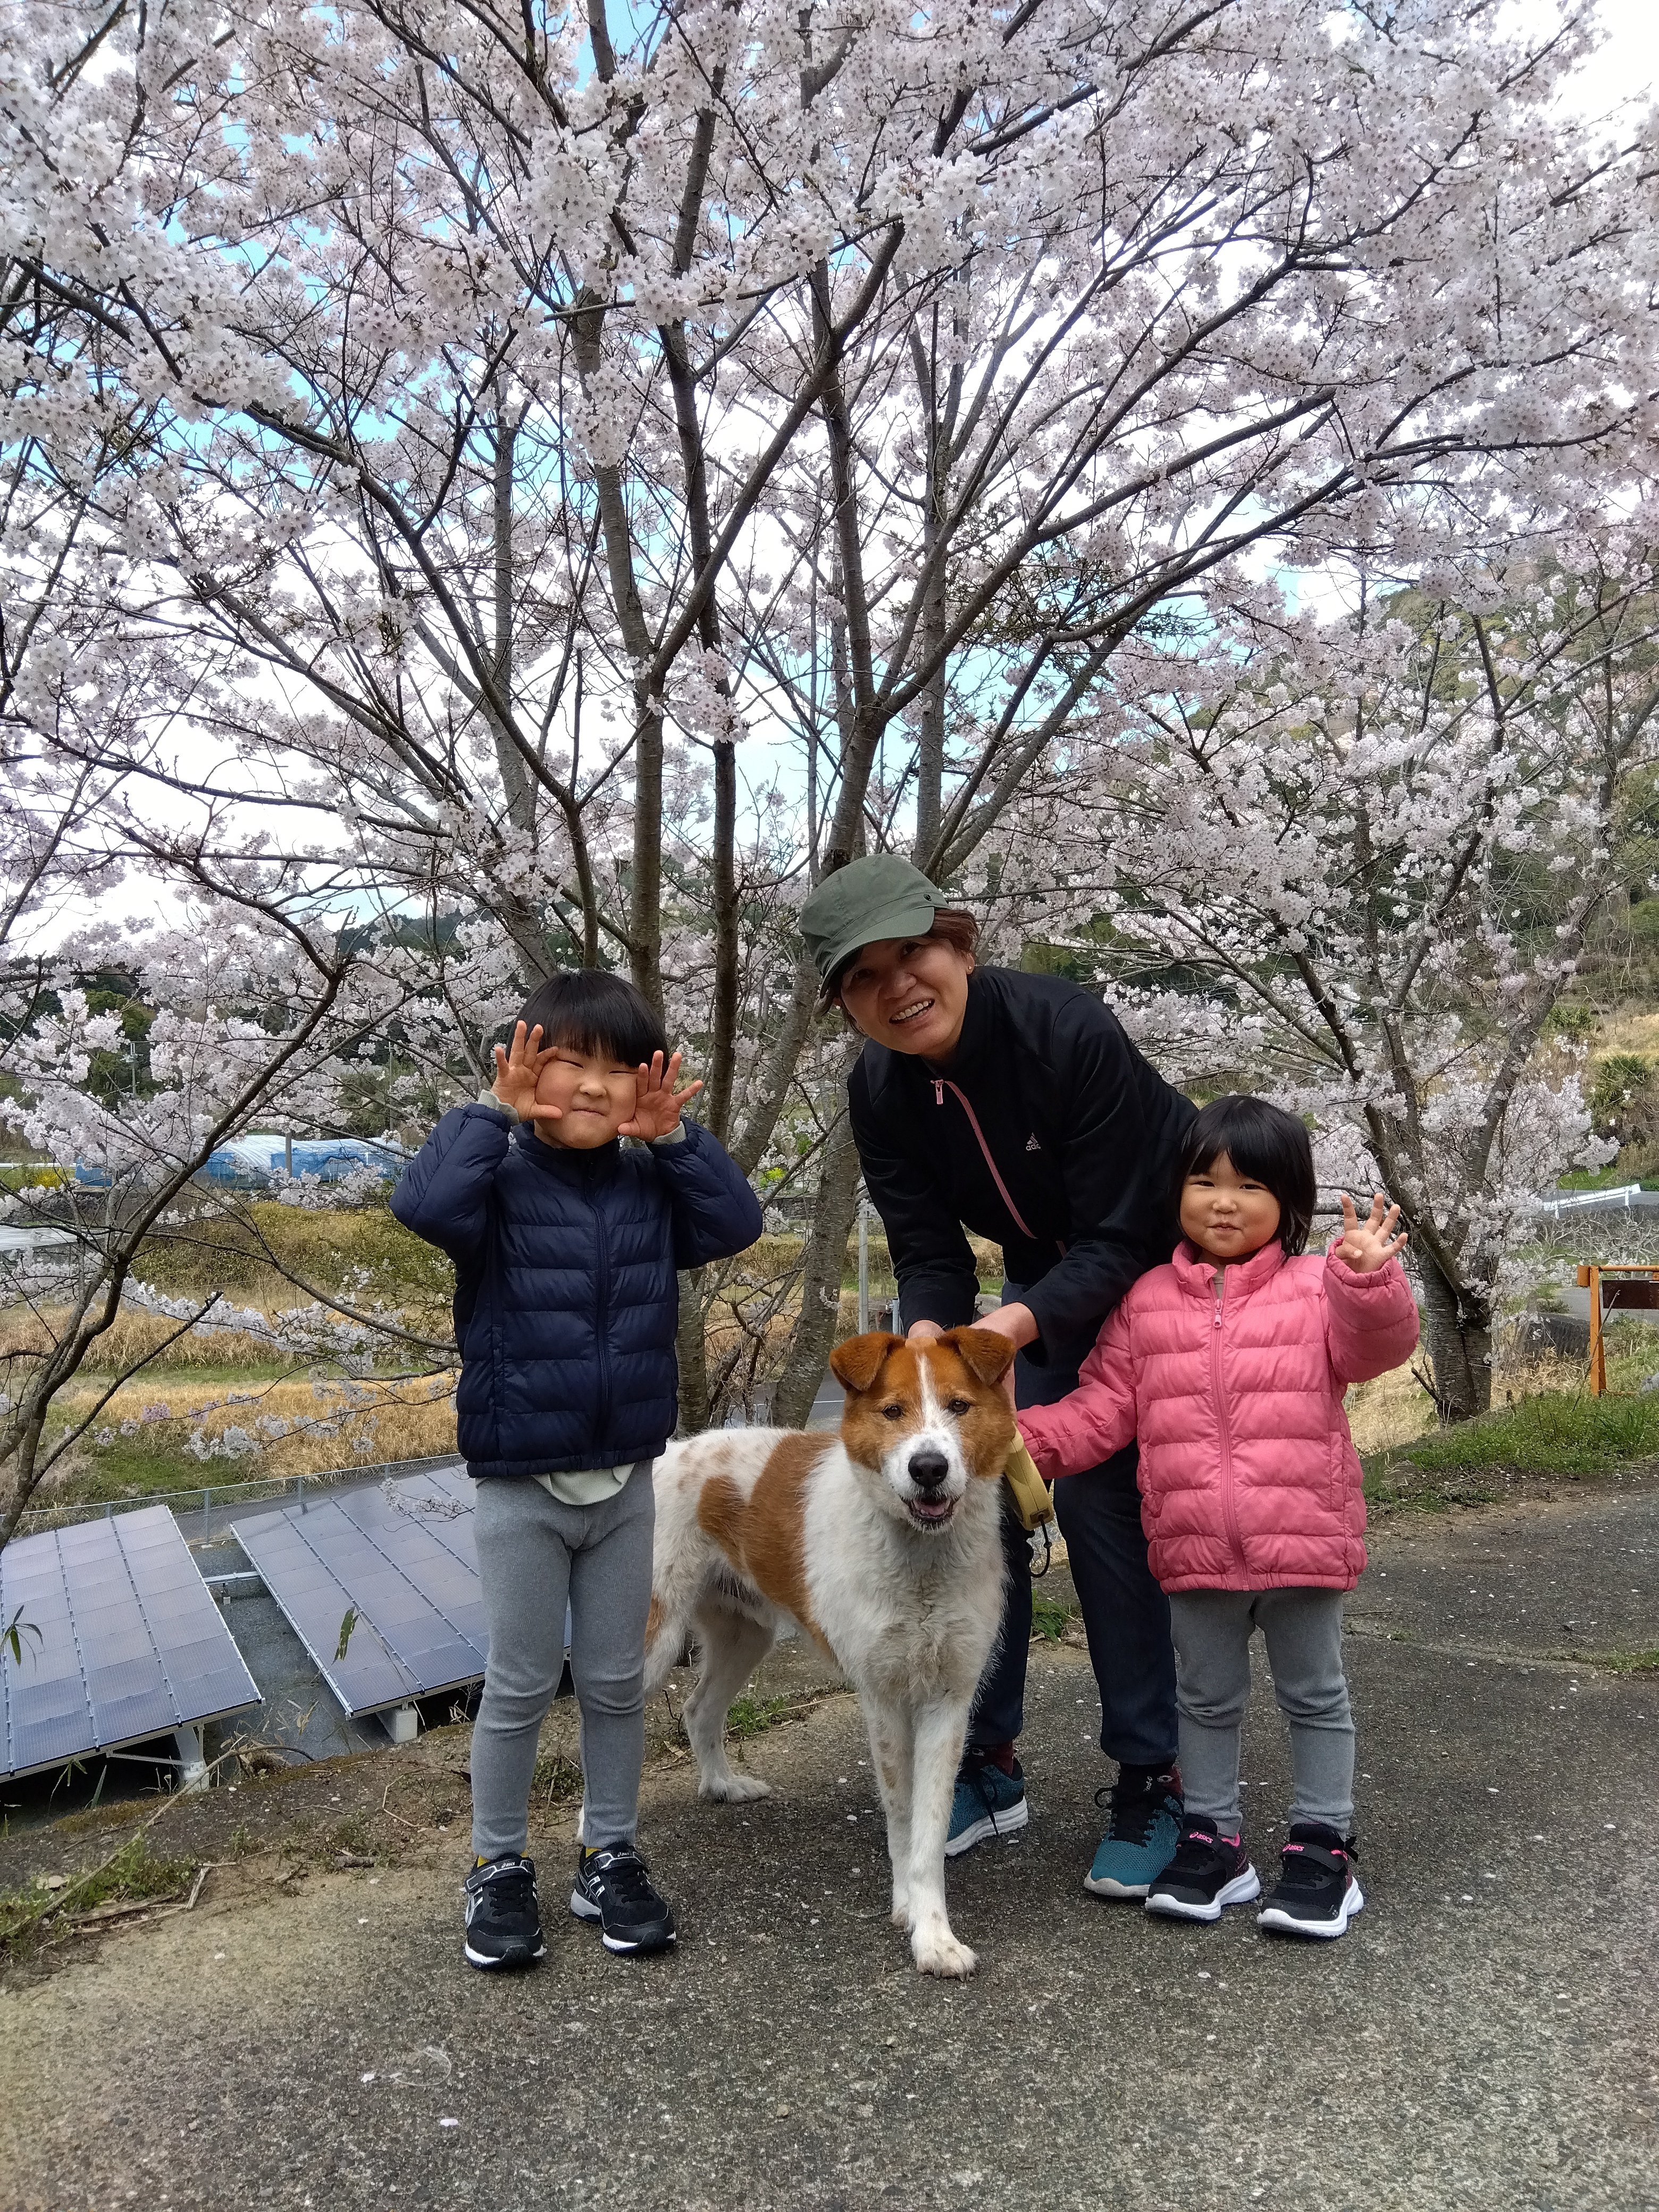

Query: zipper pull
left=933, top=1079, right=944, bottom=1104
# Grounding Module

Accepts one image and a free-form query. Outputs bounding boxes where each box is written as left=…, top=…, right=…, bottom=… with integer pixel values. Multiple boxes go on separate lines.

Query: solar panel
left=231, top=1466, right=491, bottom=1719
left=0, top=1505, right=261, bottom=1781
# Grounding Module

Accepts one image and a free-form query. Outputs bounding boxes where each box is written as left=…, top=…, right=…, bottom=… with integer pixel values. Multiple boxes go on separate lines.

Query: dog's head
left=828, top=1328, right=1018, bottom=1535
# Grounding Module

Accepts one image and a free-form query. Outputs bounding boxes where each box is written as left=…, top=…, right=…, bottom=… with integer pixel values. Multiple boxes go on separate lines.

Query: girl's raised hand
left=620, top=1049, right=703, bottom=1141
left=491, top=1021, right=558, bottom=1121
left=1334, top=1192, right=1409, bottom=1275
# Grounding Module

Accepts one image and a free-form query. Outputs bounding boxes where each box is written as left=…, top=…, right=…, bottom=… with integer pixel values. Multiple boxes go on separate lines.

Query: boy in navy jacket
left=392, top=969, right=762, bottom=1968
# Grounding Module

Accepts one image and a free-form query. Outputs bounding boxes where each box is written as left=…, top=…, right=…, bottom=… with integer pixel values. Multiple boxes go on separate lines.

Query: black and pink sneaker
left=1144, top=1815, right=1260, bottom=1922
left=1256, top=1823, right=1364, bottom=1939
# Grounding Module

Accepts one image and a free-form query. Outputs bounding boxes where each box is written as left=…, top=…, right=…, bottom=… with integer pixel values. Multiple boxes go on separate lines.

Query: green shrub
left=1590, top=1053, right=1659, bottom=1145
left=133, top=1200, right=455, bottom=1307
left=1406, top=1392, right=1659, bottom=1476
left=1030, top=1593, right=1073, bottom=1643
left=0, top=1163, right=65, bottom=1189
left=725, top=1694, right=793, bottom=1738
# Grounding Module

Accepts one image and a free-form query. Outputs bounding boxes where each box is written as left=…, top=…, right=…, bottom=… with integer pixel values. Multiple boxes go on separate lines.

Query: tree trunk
left=914, top=389, right=948, bottom=866
left=675, top=1268, right=712, bottom=1434
left=706, top=732, right=739, bottom=1142
left=489, top=397, right=534, bottom=839
left=731, top=952, right=820, bottom=1177
left=769, top=1099, right=863, bottom=1429
left=1414, top=1256, right=1493, bottom=1421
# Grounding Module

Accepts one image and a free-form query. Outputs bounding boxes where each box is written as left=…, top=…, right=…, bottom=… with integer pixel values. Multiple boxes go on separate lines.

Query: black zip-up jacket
left=847, top=967, right=1195, bottom=1370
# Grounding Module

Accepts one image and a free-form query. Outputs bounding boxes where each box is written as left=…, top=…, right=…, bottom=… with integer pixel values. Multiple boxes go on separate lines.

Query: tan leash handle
left=1003, top=1436, right=1055, bottom=1534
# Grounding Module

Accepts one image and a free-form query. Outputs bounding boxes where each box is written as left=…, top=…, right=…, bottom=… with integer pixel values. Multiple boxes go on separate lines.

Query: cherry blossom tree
left=1018, top=538, right=1659, bottom=1418
left=4, top=0, right=1657, bottom=1431
left=0, top=870, right=447, bottom=1543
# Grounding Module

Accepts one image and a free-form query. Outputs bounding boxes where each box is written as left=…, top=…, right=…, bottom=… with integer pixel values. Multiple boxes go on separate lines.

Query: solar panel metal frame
left=231, top=1466, right=491, bottom=1719
left=0, top=1505, right=262, bottom=1781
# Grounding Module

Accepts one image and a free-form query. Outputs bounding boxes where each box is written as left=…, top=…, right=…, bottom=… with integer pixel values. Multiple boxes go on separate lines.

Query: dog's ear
left=943, top=1326, right=1018, bottom=1388
left=829, top=1331, right=903, bottom=1396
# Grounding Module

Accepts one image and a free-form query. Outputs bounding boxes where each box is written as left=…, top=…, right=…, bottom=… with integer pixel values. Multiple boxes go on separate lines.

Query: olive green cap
left=798, top=853, right=944, bottom=995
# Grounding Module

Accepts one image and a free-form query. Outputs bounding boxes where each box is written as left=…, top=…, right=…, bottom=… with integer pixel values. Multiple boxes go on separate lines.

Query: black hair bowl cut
left=515, top=969, right=669, bottom=1070
left=1177, top=1093, right=1318, bottom=1256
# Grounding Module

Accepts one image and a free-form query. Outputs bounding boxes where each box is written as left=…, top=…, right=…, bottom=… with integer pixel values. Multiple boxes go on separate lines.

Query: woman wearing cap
left=799, top=853, right=1196, bottom=1897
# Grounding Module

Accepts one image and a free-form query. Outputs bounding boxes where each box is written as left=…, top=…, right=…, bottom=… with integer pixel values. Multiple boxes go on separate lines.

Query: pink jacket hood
left=1017, top=1238, right=1419, bottom=1593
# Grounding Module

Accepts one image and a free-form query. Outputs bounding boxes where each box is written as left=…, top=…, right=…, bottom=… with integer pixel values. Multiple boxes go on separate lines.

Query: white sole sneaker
left=569, top=1886, right=677, bottom=1953
left=1144, top=1864, right=1262, bottom=1922
left=463, top=1936, right=545, bottom=1969
left=1084, top=1867, right=1159, bottom=1898
left=1258, top=1876, right=1364, bottom=1939
left=944, top=1795, right=1030, bottom=1858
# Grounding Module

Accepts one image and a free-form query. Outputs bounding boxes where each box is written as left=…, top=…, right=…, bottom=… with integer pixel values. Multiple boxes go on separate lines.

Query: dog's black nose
left=908, top=1448, right=949, bottom=1491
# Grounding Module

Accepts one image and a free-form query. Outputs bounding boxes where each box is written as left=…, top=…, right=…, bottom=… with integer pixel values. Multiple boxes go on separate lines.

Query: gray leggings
left=1168, top=1587, right=1354, bottom=1837
left=470, top=1471, right=656, bottom=1861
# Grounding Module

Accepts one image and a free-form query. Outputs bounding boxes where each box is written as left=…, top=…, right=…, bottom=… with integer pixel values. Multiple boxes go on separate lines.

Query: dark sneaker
left=1144, top=1816, right=1261, bottom=1923
left=570, top=1842, right=677, bottom=1954
left=1257, top=1823, right=1364, bottom=1939
left=1084, top=1763, right=1184, bottom=1898
left=944, top=1754, right=1029, bottom=1857
left=462, top=1853, right=546, bottom=1970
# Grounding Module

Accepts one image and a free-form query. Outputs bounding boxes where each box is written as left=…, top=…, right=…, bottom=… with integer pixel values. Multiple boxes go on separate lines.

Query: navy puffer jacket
left=391, top=1104, right=763, bottom=1479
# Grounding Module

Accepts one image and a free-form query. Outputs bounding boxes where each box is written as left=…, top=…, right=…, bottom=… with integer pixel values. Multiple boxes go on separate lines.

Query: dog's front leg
left=904, top=1699, right=977, bottom=1980
left=859, top=1695, right=916, bottom=1931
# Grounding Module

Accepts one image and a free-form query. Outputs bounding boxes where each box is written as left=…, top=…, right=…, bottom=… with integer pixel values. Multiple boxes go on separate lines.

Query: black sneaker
left=570, top=1841, right=677, bottom=1955
left=462, top=1853, right=546, bottom=1970
left=1257, top=1823, right=1364, bottom=1939
left=1144, top=1816, right=1261, bottom=1923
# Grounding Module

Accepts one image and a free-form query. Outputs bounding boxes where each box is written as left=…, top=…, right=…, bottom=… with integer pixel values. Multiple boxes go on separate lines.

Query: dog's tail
left=643, top=1436, right=715, bottom=1694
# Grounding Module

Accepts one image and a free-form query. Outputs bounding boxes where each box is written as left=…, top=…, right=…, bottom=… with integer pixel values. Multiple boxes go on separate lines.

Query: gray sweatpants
left=470, top=1472, right=656, bottom=1862
left=1168, top=1587, right=1354, bottom=1837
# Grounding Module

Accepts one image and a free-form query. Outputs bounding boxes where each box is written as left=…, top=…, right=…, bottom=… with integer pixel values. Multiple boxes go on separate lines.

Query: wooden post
left=1577, top=1264, right=1605, bottom=1395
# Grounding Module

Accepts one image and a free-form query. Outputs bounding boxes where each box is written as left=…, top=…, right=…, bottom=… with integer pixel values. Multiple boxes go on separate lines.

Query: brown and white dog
left=644, top=1327, right=1017, bottom=1979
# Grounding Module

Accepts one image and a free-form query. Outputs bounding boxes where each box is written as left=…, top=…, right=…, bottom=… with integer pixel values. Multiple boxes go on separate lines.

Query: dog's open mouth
left=906, top=1494, right=957, bottom=1529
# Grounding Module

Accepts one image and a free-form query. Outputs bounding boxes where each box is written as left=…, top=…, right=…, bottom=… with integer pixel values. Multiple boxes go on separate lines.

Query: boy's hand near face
left=620, top=1050, right=703, bottom=1141
left=1334, top=1192, right=1409, bottom=1274
left=492, top=1022, right=559, bottom=1124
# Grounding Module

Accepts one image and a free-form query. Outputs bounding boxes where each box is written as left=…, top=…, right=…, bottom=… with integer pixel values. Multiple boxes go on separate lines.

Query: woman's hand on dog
left=621, top=1049, right=704, bottom=1140
left=910, top=1303, right=1035, bottom=1406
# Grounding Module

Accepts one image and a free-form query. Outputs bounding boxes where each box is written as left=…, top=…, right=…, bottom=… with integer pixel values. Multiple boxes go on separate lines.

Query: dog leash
left=1003, top=1436, right=1057, bottom=1573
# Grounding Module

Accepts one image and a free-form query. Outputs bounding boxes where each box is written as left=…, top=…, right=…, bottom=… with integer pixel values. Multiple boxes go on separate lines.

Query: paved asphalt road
left=1, top=1485, right=1655, bottom=2212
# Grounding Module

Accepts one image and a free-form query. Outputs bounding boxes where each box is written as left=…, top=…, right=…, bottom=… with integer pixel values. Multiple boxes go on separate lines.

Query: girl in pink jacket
left=1018, top=1094, right=1418, bottom=1940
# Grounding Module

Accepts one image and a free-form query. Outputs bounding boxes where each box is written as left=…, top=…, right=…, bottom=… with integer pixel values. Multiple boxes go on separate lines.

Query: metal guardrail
left=13, top=1453, right=466, bottom=1537
left=1536, top=1183, right=1656, bottom=1221
left=0, top=1224, right=79, bottom=1254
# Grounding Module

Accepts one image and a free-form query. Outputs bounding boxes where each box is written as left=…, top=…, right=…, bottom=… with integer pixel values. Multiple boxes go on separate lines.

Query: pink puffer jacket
left=1018, top=1238, right=1419, bottom=1593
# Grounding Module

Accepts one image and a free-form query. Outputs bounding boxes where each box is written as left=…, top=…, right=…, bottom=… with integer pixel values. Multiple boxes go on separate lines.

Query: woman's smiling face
left=836, top=935, right=974, bottom=1060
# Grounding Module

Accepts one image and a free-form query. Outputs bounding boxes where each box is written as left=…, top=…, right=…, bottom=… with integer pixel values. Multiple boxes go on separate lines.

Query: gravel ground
left=1, top=1485, right=1655, bottom=2212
